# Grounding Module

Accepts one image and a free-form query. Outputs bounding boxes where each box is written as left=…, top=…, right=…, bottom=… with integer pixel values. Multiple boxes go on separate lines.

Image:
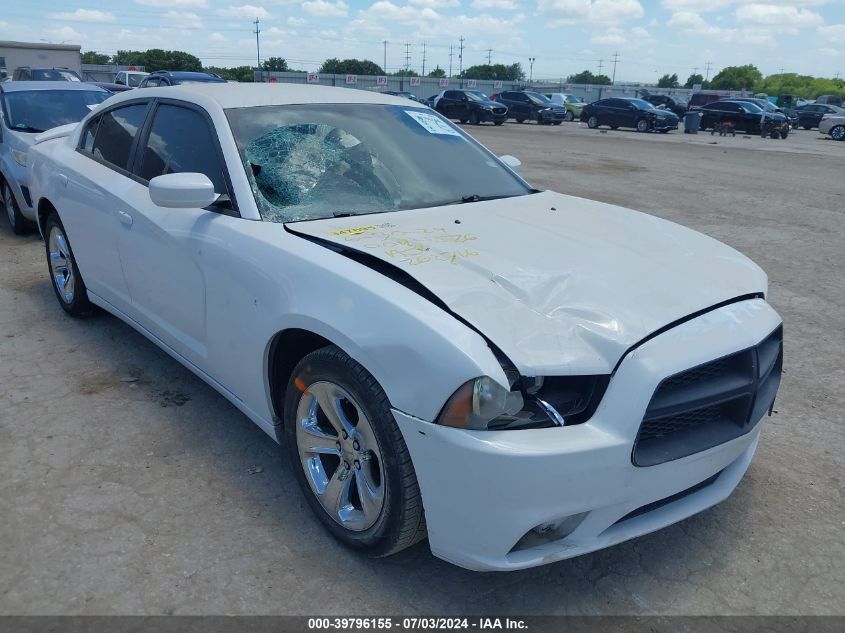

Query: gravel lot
left=1, top=123, right=843, bottom=616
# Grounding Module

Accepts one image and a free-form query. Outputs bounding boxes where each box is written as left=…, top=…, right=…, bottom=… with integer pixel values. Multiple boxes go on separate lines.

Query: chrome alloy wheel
left=48, top=225, right=75, bottom=304
left=295, top=381, right=385, bottom=531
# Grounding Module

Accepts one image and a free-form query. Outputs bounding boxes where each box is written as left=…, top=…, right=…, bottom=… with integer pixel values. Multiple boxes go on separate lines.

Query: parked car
left=0, top=81, right=110, bottom=234
left=696, top=100, right=789, bottom=137
left=688, top=92, right=723, bottom=109
left=795, top=103, right=844, bottom=129
left=12, top=67, right=82, bottom=82
left=114, top=70, right=149, bottom=88
left=87, top=81, right=134, bottom=94
left=138, top=71, right=227, bottom=87
left=728, top=97, right=798, bottom=129
left=815, top=95, right=843, bottom=107
left=580, top=97, right=679, bottom=133
left=819, top=113, right=845, bottom=141
left=435, top=89, right=507, bottom=125
left=642, top=94, right=688, bottom=118
left=422, top=94, right=439, bottom=108
left=543, top=93, right=585, bottom=121
left=490, top=91, right=565, bottom=124
left=384, top=91, right=420, bottom=103
left=27, top=83, right=782, bottom=572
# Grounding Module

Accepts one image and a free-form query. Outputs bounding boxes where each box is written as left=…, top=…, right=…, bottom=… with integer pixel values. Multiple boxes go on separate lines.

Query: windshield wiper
left=14, top=125, right=44, bottom=133
left=448, top=193, right=516, bottom=205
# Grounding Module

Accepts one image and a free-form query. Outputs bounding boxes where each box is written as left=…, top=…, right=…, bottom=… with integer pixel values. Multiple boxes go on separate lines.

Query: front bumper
left=395, top=298, right=782, bottom=571
left=652, top=118, right=679, bottom=130
left=480, top=109, right=507, bottom=123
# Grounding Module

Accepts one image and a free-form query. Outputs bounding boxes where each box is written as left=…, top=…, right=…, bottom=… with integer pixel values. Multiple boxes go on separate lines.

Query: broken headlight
left=437, top=375, right=609, bottom=431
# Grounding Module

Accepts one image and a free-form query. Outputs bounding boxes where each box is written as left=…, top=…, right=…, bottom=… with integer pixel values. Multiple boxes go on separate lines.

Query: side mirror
left=149, top=173, right=218, bottom=208
left=499, top=155, right=521, bottom=172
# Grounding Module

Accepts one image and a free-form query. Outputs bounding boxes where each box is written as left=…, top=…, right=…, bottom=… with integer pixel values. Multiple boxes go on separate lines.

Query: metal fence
left=81, top=64, right=146, bottom=83
left=254, top=71, right=754, bottom=104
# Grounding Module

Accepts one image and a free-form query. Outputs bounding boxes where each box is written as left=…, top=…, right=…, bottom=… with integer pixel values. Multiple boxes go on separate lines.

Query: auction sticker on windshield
left=405, top=110, right=462, bottom=137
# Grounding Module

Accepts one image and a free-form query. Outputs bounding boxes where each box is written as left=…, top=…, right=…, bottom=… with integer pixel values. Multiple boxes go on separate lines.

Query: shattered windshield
left=226, top=104, right=531, bottom=223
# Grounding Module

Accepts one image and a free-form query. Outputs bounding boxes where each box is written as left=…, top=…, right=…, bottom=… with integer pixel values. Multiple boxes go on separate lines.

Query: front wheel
left=515, top=117, right=525, bottom=124
left=284, top=346, right=426, bottom=557
left=587, top=115, right=599, bottom=129
left=636, top=118, right=650, bottom=133
left=44, top=211, right=95, bottom=317
left=802, top=124, right=812, bottom=130
left=494, top=120, right=504, bottom=126
left=553, top=121, right=562, bottom=126
left=564, top=110, right=574, bottom=121
left=2, top=179, right=30, bottom=236
left=830, top=125, right=845, bottom=141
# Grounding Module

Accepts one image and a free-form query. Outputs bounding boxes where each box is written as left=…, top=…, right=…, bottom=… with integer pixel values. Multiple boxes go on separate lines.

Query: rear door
left=58, top=101, right=152, bottom=312
left=116, top=100, right=235, bottom=363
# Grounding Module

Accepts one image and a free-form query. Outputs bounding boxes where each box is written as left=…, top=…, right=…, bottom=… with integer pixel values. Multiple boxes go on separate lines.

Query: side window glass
left=81, top=116, right=101, bottom=152
left=91, top=104, right=148, bottom=170
left=138, top=104, right=227, bottom=195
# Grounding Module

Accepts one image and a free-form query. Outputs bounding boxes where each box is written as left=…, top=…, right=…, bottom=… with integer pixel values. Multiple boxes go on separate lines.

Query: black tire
left=780, top=130, right=789, bottom=139
left=587, top=115, right=599, bottom=129
left=469, top=111, right=480, bottom=125
left=283, top=345, right=426, bottom=557
left=659, top=129, right=670, bottom=134
left=43, top=211, right=95, bottom=318
left=1, top=179, right=31, bottom=236
left=802, top=125, right=812, bottom=130
left=459, top=118, right=468, bottom=124
left=636, top=118, right=650, bottom=133
left=610, top=126, right=619, bottom=130
left=515, top=117, right=525, bottom=124
left=564, top=110, right=575, bottom=122
left=494, top=121, right=504, bottom=126
left=552, top=121, right=562, bottom=126
left=830, top=125, right=845, bottom=141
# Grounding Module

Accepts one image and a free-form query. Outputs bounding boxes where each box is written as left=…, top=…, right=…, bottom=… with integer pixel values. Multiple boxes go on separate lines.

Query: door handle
left=118, top=210, right=133, bottom=226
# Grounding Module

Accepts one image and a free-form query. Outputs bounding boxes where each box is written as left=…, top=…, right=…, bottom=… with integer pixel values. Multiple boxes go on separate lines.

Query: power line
left=704, top=61, right=713, bottom=81
left=598, top=58, right=604, bottom=76
left=448, top=44, right=454, bottom=77
left=421, top=41, right=426, bottom=76
left=458, top=36, right=465, bottom=77
left=383, top=40, right=388, bottom=74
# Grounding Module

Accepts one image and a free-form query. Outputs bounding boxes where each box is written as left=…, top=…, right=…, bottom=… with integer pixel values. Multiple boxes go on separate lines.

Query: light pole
left=529, top=57, right=535, bottom=84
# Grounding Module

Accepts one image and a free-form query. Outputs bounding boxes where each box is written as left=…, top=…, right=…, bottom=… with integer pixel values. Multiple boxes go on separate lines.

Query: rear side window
left=91, top=104, right=148, bottom=170
left=138, top=104, right=227, bottom=194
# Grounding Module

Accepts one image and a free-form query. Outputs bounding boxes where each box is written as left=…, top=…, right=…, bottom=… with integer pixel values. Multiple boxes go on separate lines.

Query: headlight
left=11, top=148, right=27, bottom=166
left=437, top=375, right=609, bottom=431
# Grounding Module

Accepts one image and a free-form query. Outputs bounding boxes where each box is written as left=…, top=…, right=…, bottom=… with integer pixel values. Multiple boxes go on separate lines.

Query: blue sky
left=2, top=1, right=844, bottom=81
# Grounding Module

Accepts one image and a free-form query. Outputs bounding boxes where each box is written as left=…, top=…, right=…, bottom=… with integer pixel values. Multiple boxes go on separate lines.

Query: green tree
left=82, top=51, right=111, bottom=65
left=683, top=73, right=704, bottom=89
left=319, top=58, right=384, bottom=75
left=392, top=69, right=419, bottom=76
left=110, top=49, right=202, bottom=72
left=460, top=63, right=523, bottom=80
left=427, top=66, right=446, bottom=78
left=204, top=66, right=255, bottom=82
left=566, top=70, right=611, bottom=85
left=657, top=73, right=679, bottom=88
left=262, top=57, right=288, bottom=72
left=755, top=72, right=845, bottom=100
left=708, top=64, right=763, bottom=91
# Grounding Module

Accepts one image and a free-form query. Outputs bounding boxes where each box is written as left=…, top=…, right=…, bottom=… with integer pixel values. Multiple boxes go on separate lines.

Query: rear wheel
left=284, top=346, right=426, bottom=557
left=636, top=118, right=650, bottom=133
left=830, top=125, right=845, bottom=141
left=469, top=111, right=480, bottom=125
left=44, top=211, right=95, bottom=317
left=2, top=179, right=30, bottom=236
left=459, top=118, right=467, bottom=124
left=802, top=124, right=812, bottom=130
left=587, top=115, right=599, bottom=129
left=553, top=121, right=562, bottom=126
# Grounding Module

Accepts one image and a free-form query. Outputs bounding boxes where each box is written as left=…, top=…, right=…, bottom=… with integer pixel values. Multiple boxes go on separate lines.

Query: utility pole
left=529, top=57, right=535, bottom=84
left=598, top=58, right=604, bottom=76
left=448, top=44, right=454, bottom=77
left=611, top=52, right=620, bottom=85
left=404, top=42, right=411, bottom=73
left=383, top=40, right=388, bottom=74
left=458, top=36, right=465, bottom=77
left=421, top=41, right=426, bottom=76
left=486, top=48, right=492, bottom=65
left=253, top=18, right=261, bottom=72
left=704, top=60, right=713, bottom=81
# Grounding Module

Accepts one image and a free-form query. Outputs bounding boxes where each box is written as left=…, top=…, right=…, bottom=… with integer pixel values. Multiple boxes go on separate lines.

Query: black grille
left=633, top=326, right=782, bottom=467
left=615, top=471, right=722, bottom=524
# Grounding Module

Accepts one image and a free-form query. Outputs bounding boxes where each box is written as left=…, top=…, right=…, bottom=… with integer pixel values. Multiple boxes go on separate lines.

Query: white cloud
left=361, top=1, right=440, bottom=25
left=136, top=0, right=208, bottom=7
left=667, top=11, right=707, bottom=29
left=537, top=0, right=645, bottom=25
left=163, top=11, right=203, bottom=29
left=817, top=46, right=841, bottom=56
left=471, top=0, right=517, bottom=7
left=410, top=0, right=460, bottom=7
left=216, top=4, right=273, bottom=18
left=818, top=23, right=845, bottom=43
left=591, top=25, right=653, bottom=47
left=302, top=0, right=349, bottom=17
left=286, top=16, right=306, bottom=25
left=735, top=4, right=823, bottom=27
left=47, top=9, right=116, bottom=23
left=43, top=26, right=85, bottom=42
left=209, top=32, right=227, bottom=42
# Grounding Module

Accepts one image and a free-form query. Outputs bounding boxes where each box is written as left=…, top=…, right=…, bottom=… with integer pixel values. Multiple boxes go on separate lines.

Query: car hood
left=288, top=191, right=767, bottom=376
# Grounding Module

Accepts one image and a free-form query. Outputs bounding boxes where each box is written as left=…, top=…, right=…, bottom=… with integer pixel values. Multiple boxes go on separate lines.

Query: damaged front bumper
left=394, top=298, right=782, bottom=571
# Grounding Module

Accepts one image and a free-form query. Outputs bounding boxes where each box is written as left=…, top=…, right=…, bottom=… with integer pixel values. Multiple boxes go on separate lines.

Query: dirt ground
left=1, top=122, right=843, bottom=615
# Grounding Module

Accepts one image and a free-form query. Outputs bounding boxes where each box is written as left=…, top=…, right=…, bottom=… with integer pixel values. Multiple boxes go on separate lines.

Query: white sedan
left=27, top=84, right=783, bottom=571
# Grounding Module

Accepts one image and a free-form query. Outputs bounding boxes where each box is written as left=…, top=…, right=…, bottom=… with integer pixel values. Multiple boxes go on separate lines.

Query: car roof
left=103, top=82, right=415, bottom=109
left=151, top=71, right=222, bottom=78
left=0, top=81, right=107, bottom=93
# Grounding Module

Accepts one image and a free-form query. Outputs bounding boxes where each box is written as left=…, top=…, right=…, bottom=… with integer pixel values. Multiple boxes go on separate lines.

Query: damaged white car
left=27, top=84, right=783, bottom=571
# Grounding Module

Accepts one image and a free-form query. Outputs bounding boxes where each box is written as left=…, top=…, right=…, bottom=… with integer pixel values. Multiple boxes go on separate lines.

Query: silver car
left=0, top=81, right=109, bottom=234
left=819, top=113, right=845, bottom=141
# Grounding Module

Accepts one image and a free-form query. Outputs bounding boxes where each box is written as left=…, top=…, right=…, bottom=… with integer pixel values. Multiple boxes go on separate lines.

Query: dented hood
left=289, top=191, right=767, bottom=375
